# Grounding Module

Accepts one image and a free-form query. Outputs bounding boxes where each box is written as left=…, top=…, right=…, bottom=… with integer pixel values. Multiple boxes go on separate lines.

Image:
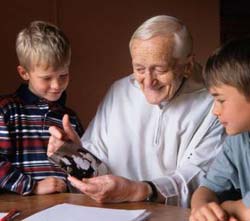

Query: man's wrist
left=143, top=181, right=158, bottom=202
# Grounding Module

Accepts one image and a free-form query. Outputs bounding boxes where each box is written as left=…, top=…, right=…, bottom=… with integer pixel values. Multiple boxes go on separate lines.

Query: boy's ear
left=17, top=65, right=30, bottom=81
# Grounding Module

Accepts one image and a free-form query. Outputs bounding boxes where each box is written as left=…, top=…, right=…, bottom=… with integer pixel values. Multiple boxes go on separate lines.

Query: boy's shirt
left=200, top=132, right=250, bottom=207
left=0, top=84, right=84, bottom=195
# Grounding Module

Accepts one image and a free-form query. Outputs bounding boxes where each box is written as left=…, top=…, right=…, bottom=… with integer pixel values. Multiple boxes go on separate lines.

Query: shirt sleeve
left=243, top=192, right=250, bottom=208
left=152, top=114, right=225, bottom=207
left=200, top=141, right=236, bottom=191
left=0, top=111, right=36, bottom=195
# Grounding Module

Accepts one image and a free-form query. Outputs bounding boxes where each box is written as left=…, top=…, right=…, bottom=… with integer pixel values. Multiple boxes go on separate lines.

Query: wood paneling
left=0, top=0, right=219, bottom=126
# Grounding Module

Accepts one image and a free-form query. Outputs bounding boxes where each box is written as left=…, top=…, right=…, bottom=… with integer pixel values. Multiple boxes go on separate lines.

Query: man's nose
left=144, top=71, right=157, bottom=87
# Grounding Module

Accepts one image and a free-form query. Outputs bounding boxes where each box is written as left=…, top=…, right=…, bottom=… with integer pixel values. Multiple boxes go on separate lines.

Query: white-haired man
left=48, top=15, right=224, bottom=207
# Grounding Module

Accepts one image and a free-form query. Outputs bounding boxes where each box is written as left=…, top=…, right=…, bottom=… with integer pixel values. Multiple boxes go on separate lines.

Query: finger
left=47, top=143, right=54, bottom=157
left=199, top=206, right=221, bottom=221
left=208, top=203, right=227, bottom=220
left=69, top=176, right=103, bottom=196
left=68, top=176, right=88, bottom=193
left=49, top=126, right=65, bottom=139
left=62, top=115, right=81, bottom=144
left=47, top=136, right=65, bottom=156
left=68, top=178, right=101, bottom=201
left=228, top=216, right=238, bottom=221
left=189, top=214, right=198, bottom=221
left=51, top=178, right=67, bottom=193
left=57, top=180, right=67, bottom=192
left=194, top=211, right=207, bottom=221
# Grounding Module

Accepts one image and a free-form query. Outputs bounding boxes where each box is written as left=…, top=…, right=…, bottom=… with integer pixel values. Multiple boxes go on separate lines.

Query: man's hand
left=68, top=175, right=149, bottom=203
left=32, top=177, right=67, bottom=195
left=190, top=202, right=228, bottom=221
left=47, top=114, right=81, bottom=157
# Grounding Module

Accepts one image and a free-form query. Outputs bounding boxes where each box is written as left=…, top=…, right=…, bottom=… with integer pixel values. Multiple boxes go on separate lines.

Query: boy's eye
left=217, top=99, right=225, bottom=104
left=60, top=74, right=69, bottom=79
left=41, top=77, right=51, bottom=81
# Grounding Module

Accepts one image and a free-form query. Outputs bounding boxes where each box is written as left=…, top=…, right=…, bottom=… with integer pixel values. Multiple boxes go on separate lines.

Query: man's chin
left=145, top=96, right=164, bottom=105
left=143, top=90, right=170, bottom=105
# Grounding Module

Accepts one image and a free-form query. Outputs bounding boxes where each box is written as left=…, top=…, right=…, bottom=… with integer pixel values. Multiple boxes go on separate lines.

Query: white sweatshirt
left=81, top=74, right=224, bottom=207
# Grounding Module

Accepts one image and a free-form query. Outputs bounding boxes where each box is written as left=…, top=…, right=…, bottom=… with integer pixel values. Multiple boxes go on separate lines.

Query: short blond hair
left=16, top=21, right=71, bottom=71
left=129, top=15, right=193, bottom=60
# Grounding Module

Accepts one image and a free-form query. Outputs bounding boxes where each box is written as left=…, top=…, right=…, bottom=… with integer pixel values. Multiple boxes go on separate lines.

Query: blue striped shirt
left=0, top=84, right=84, bottom=195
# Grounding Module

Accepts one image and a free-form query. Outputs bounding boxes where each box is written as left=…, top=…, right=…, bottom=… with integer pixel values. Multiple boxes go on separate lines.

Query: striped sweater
left=0, top=84, right=84, bottom=195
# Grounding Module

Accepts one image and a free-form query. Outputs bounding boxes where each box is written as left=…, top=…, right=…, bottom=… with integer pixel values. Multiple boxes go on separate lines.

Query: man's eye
left=136, top=68, right=144, bottom=74
left=155, top=69, right=165, bottom=74
left=155, top=67, right=166, bottom=72
left=154, top=69, right=168, bottom=75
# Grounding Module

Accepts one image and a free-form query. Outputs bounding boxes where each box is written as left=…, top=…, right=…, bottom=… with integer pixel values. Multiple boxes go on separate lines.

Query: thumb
left=228, top=217, right=238, bottom=221
left=62, top=114, right=81, bottom=145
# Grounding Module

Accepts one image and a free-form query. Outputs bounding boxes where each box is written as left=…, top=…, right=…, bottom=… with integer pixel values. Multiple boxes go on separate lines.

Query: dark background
left=220, top=0, right=250, bottom=43
left=0, top=0, right=247, bottom=127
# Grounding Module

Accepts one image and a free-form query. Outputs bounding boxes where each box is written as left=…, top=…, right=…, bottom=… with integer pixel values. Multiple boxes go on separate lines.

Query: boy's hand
left=32, top=177, right=67, bottom=195
left=190, top=202, right=228, bottom=221
left=47, top=114, right=81, bottom=157
left=222, top=200, right=250, bottom=221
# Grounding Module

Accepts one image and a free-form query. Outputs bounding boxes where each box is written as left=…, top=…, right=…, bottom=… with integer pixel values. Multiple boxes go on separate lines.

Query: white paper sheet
left=24, top=203, right=151, bottom=221
left=0, top=212, right=7, bottom=218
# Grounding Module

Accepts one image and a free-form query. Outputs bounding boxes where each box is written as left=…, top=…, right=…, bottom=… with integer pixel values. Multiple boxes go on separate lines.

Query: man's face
left=131, top=36, right=186, bottom=105
left=19, top=65, right=69, bottom=101
left=210, top=84, right=250, bottom=135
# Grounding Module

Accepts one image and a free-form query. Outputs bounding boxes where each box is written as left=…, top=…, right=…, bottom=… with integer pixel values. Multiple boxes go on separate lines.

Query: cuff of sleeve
left=153, top=164, right=202, bottom=207
left=21, top=177, right=36, bottom=196
left=153, top=176, right=179, bottom=206
left=242, top=192, right=250, bottom=208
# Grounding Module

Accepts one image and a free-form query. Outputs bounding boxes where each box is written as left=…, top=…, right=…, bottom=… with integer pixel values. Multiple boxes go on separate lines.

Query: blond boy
left=0, top=21, right=83, bottom=195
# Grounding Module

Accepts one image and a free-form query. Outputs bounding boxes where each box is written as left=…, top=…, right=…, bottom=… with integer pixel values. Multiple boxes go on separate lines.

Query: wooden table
left=0, top=193, right=190, bottom=221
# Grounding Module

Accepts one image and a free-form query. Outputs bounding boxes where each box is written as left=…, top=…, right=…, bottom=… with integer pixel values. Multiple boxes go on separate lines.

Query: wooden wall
left=0, top=0, right=219, bottom=127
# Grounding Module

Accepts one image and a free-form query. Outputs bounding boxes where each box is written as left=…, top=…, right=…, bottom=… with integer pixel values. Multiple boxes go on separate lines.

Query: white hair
left=129, top=15, right=193, bottom=60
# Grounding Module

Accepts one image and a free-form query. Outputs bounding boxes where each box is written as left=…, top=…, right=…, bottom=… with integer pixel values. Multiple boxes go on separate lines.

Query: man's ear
left=183, top=54, right=195, bottom=78
left=17, top=65, right=30, bottom=81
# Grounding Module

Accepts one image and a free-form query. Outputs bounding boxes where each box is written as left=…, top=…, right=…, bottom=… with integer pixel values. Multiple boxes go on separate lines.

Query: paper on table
left=0, top=213, right=7, bottom=218
left=24, top=203, right=151, bottom=221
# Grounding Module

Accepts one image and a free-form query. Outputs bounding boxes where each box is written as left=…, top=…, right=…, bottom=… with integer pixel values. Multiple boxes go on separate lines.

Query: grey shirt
left=201, top=132, right=250, bottom=207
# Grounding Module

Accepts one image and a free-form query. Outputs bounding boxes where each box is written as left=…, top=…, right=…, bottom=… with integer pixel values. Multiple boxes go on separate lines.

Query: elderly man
left=48, top=15, right=224, bottom=207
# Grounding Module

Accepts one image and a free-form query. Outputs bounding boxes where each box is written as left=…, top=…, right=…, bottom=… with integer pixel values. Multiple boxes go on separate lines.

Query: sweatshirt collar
left=16, top=84, right=67, bottom=106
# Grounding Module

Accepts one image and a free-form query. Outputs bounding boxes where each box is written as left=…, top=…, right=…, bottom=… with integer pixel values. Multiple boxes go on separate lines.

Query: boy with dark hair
left=0, top=21, right=84, bottom=195
left=190, top=37, right=250, bottom=221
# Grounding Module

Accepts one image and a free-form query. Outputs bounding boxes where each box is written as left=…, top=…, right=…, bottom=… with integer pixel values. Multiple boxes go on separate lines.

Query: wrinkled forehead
left=130, top=36, right=176, bottom=66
